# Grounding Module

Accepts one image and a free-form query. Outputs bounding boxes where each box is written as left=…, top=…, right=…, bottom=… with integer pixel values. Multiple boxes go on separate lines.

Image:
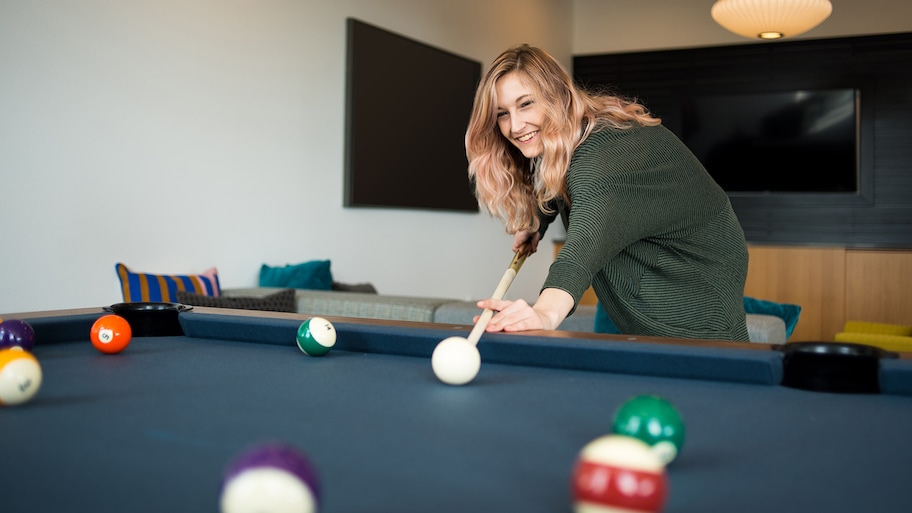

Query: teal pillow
left=744, top=296, right=802, bottom=338
left=259, top=260, right=333, bottom=290
left=594, top=302, right=621, bottom=334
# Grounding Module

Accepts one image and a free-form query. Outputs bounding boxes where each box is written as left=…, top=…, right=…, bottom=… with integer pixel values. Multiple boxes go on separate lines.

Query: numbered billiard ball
left=571, top=434, right=667, bottom=513
left=612, top=394, right=685, bottom=465
left=296, top=317, right=336, bottom=356
left=90, top=314, right=133, bottom=354
left=0, top=319, right=36, bottom=352
left=0, top=347, right=43, bottom=406
left=220, top=442, right=320, bottom=513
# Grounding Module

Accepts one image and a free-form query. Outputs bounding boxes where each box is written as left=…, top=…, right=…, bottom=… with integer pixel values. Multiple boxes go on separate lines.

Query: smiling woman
left=494, top=74, right=545, bottom=159
left=464, top=44, right=752, bottom=342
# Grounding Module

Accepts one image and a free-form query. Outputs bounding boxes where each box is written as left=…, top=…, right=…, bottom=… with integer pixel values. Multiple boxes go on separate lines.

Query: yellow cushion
left=834, top=332, right=912, bottom=352
left=842, top=321, right=912, bottom=337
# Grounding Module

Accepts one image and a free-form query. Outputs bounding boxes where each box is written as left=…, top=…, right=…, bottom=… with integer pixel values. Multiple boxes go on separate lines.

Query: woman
left=466, top=44, right=750, bottom=341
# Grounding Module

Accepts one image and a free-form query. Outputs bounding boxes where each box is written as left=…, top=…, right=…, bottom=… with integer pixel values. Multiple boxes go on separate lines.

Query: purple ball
left=0, top=320, right=36, bottom=351
left=221, top=442, right=321, bottom=512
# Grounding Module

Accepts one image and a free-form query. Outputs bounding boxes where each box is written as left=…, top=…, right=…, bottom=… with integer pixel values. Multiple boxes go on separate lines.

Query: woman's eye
left=520, top=100, right=534, bottom=108
left=496, top=111, right=508, bottom=118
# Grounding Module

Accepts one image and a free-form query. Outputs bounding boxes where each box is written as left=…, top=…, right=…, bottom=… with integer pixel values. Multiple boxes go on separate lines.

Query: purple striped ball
left=220, top=443, right=321, bottom=513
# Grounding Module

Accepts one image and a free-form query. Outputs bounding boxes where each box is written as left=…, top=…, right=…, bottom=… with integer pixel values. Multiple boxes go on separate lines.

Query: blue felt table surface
left=2, top=310, right=911, bottom=513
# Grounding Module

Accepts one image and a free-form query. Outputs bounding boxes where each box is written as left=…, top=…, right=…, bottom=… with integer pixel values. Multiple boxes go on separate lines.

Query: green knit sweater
left=542, top=124, right=750, bottom=341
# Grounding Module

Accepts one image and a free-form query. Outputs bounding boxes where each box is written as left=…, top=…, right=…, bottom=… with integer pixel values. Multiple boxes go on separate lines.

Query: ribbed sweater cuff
left=542, top=260, right=593, bottom=307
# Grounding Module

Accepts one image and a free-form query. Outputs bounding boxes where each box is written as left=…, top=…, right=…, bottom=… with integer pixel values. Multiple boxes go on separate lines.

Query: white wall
left=0, top=0, right=572, bottom=313
left=1, top=0, right=909, bottom=314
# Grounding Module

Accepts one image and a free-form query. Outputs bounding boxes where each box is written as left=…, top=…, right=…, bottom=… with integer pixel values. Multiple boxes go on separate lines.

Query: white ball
left=431, top=336, right=481, bottom=386
left=220, top=468, right=317, bottom=513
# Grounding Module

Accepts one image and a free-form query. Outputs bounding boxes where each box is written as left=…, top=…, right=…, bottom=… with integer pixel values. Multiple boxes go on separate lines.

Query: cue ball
left=90, top=314, right=133, bottom=354
left=431, top=336, right=481, bottom=386
left=0, top=319, right=36, bottom=352
left=571, top=434, right=667, bottom=513
left=0, top=347, right=43, bottom=406
left=220, top=442, right=321, bottom=513
left=611, top=395, right=686, bottom=465
left=296, top=317, right=336, bottom=356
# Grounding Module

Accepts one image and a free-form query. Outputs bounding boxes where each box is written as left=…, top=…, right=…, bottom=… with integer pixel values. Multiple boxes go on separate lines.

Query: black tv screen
left=681, top=89, right=859, bottom=193
left=344, top=18, right=481, bottom=212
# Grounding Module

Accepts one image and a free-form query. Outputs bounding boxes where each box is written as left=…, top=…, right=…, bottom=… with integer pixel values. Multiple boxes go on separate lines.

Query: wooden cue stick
left=466, top=250, right=529, bottom=346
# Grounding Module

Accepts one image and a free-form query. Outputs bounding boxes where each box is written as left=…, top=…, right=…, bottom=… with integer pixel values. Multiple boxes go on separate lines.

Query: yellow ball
left=0, top=347, right=43, bottom=406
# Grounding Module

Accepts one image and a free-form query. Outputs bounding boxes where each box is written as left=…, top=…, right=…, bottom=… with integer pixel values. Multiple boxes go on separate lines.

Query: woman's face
left=495, top=72, right=545, bottom=159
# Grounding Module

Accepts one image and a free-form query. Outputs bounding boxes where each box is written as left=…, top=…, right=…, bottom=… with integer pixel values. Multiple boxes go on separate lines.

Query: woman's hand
left=475, top=299, right=547, bottom=332
left=475, top=288, right=575, bottom=333
left=512, top=230, right=541, bottom=255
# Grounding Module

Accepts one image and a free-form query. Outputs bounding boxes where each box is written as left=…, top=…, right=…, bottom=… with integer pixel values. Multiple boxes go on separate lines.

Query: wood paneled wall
left=844, top=250, right=912, bottom=326
left=744, top=246, right=846, bottom=342
left=741, top=246, right=911, bottom=341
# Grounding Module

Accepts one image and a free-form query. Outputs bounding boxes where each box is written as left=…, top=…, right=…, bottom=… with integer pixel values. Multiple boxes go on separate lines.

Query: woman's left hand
left=475, top=289, right=575, bottom=332
left=475, top=299, right=548, bottom=332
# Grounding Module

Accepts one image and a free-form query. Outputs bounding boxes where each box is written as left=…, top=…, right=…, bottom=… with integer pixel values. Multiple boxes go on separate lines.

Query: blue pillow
left=259, top=260, right=333, bottom=290
left=744, top=296, right=802, bottom=338
left=594, top=302, right=621, bottom=334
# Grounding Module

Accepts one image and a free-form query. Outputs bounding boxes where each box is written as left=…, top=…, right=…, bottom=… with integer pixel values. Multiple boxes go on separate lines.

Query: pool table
left=2, top=306, right=912, bottom=513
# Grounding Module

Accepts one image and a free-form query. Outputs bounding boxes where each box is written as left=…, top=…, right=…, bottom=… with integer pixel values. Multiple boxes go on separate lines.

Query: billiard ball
left=611, top=395, right=685, bottom=465
left=0, top=347, right=43, bottom=406
left=431, top=336, right=481, bottom=386
left=0, top=319, right=36, bottom=352
left=571, top=434, right=667, bottom=513
left=220, top=442, right=320, bottom=513
left=90, top=314, right=133, bottom=354
left=296, top=317, right=336, bottom=356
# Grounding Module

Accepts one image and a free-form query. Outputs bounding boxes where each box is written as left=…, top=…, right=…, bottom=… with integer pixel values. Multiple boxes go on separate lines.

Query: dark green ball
left=296, top=317, right=336, bottom=356
left=612, top=395, right=685, bottom=465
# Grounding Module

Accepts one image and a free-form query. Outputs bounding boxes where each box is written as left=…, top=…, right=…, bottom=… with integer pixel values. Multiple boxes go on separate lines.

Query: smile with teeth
left=516, top=131, right=539, bottom=143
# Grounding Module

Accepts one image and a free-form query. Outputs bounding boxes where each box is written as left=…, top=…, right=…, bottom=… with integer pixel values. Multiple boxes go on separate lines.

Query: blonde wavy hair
left=466, top=44, right=660, bottom=234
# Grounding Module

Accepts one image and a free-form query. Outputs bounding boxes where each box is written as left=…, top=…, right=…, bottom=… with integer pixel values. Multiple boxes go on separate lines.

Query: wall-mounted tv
left=680, top=89, right=859, bottom=194
left=344, top=18, right=481, bottom=212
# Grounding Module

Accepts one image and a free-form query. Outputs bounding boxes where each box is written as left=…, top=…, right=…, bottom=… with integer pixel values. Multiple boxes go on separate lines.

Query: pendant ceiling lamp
left=711, top=0, right=833, bottom=40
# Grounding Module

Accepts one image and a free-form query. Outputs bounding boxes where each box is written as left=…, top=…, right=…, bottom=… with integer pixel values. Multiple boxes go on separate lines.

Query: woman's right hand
left=512, top=230, right=541, bottom=255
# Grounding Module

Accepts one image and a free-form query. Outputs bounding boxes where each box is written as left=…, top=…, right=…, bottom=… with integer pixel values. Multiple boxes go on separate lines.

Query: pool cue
left=466, top=250, right=529, bottom=346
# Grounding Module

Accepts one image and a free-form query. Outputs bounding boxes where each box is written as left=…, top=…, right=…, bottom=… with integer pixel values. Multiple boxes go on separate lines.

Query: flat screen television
left=680, top=89, right=859, bottom=194
left=344, top=18, right=481, bottom=212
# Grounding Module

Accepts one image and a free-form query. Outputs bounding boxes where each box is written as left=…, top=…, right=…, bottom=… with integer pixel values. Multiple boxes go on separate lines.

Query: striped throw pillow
left=115, top=263, right=221, bottom=303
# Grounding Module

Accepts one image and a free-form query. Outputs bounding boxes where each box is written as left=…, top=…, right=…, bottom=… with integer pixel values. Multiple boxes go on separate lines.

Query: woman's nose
left=511, top=115, right=525, bottom=134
